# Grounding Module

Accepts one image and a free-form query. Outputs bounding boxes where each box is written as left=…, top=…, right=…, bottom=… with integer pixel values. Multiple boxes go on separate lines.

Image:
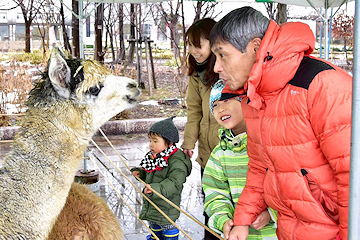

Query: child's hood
left=218, top=127, right=247, bottom=149
left=178, top=149, right=192, bottom=176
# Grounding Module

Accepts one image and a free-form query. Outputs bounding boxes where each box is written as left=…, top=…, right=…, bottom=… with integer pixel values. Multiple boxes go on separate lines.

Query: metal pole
left=320, top=8, right=323, bottom=59
left=327, top=7, right=333, bottom=60
left=83, top=148, right=88, bottom=172
left=349, top=0, right=360, bottom=238
left=324, top=2, right=329, bottom=60
left=79, top=0, right=84, bottom=59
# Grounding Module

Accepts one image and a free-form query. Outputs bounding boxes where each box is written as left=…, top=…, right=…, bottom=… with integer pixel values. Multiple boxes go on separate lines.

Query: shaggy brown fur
left=49, top=183, right=122, bottom=240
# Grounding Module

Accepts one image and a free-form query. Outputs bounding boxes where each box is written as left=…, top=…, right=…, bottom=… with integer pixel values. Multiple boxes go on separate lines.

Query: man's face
left=211, top=39, right=258, bottom=90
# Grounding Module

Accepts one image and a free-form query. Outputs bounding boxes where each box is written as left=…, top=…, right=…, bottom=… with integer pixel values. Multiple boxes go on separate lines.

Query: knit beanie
left=209, top=80, right=243, bottom=114
left=149, top=116, right=179, bottom=143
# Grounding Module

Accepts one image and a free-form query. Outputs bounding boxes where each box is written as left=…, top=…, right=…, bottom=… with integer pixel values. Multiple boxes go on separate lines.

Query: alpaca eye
left=88, top=84, right=103, bottom=96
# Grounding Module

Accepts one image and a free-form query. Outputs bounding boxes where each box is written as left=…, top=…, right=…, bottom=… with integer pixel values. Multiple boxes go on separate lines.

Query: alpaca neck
left=0, top=102, right=97, bottom=239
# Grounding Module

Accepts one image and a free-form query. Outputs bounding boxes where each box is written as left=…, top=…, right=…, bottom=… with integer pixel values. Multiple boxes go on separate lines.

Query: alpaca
left=48, top=182, right=122, bottom=240
left=0, top=49, right=140, bottom=239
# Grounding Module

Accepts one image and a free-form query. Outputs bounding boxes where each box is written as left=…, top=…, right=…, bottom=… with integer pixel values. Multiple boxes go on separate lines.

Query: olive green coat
left=181, top=74, right=220, bottom=168
left=132, top=149, right=192, bottom=225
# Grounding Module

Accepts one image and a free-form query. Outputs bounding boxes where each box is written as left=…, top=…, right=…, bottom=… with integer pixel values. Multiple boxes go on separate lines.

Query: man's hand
left=228, top=225, right=249, bottom=240
left=183, top=148, right=194, bottom=158
left=144, top=184, right=153, bottom=194
left=250, top=210, right=271, bottom=230
left=223, top=219, right=234, bottom=240
left=132, top=170, right=140, bottom=178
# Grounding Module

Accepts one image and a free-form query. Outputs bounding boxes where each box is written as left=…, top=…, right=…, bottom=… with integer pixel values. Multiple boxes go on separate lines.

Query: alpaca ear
left=48, top=48, right=71, bottom=88
left=48, top=48, right=71, bottom=98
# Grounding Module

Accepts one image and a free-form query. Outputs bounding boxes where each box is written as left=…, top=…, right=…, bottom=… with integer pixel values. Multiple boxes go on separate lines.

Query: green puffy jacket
left=132, top=149, right=192, bottom=225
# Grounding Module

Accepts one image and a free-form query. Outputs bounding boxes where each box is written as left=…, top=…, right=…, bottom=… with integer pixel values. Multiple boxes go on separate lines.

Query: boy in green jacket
left=131, top=117, right=192, bottom=240
left=202, top=80, right=277, bottom=240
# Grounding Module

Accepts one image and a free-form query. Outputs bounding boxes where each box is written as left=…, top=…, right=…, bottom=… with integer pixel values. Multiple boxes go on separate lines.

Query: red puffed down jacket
left=232, top=20, right=351, bottom=240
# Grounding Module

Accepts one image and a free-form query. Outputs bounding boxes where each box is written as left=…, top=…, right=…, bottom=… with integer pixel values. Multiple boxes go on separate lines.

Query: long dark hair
left=185, top=18, right=219, bottom=88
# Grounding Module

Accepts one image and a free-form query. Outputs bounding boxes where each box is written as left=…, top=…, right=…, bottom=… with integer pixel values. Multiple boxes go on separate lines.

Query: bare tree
left=264, top=3, right=276, bottom=20
left=264, top=3, right=287, bottom=24
left=11, top=0, right=46, bottom=52
left=117, top=3, right=126, bottom=62
left=103, top=4, right=117, bottom=62
left=332, top=9, right=354, bottom=64
left=0, top=2, right=19, bottom=11
left=94, top=3, right=104, bottom=62
left=126, top=4, right=136, bottom=64
left=32, top=0, right=61, bottom=57
left=60, top=2, right=71, bottom=54
left=33, top=11, right=49, bottom=56
left=154, top=1, right=182, bottom=61
left=193, top=1, right=219, bottom=23
left=72, top=0, right=80, bottom=58
left=276, top=4, right=287, bottom=24
left=150, top=0, right=188, bottom=102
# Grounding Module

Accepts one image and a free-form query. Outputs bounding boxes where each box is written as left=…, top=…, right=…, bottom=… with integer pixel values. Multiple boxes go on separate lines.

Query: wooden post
left=137, top=40, right=144, bottom=89
left=145, top=38, right=153, bottom=96
left=134, top=7, right=140, bottom=87
left=128, top=39, right=144, bottom=89
left=148, top=39, right=157, bottom=89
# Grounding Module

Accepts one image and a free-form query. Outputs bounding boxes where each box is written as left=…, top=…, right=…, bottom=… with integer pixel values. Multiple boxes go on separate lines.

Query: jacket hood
left=218, top=127, right=247, bottom=150
left=179, top=149, right=192, bottom=176
left=246, top=20, right=315, bottom=110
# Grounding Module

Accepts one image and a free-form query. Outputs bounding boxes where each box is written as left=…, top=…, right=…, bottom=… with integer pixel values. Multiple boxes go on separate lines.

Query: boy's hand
left=144, top=184, right=153, bottom=194
left=250, top=210, right=270, bottom=230
left=228, top=225, right=249, bottom=240
left=223, top=219, right=234, bottom=239
left=132, top=170, right=140, bottom=178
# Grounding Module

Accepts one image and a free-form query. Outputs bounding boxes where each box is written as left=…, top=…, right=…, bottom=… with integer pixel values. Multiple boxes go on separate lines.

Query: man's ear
left=252, top=38, right=262, bottom=53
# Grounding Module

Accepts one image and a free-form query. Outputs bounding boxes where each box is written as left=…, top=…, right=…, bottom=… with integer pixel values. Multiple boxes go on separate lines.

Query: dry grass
left=0, top=59, right=43, bottom=126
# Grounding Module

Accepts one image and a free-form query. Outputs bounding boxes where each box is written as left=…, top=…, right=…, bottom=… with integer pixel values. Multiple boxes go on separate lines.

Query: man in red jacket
left=209, top=6, right=351, bottom=240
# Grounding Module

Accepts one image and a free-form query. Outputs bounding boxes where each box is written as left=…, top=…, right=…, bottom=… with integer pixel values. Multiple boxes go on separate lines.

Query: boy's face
left=149, top=134, right=169, bottom=155
left=213, top=98, right=246, bottom=135
left=211, top=38, right=258, bottom=90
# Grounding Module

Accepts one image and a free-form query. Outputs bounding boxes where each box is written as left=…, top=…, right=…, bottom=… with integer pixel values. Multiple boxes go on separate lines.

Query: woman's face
left=188, top=37, right=212, bottom=64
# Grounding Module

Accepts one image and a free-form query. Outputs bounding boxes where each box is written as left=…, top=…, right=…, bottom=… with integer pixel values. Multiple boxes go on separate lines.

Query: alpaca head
left=27, top=49, right=141, bottom=132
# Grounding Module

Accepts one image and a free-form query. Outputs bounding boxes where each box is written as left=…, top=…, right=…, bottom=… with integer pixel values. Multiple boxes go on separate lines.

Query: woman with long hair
left=181, top=18, right=220, bottom=240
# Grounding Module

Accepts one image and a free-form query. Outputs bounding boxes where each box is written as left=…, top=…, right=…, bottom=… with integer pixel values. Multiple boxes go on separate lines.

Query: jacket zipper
left=301, top=168, right=338, bottom=224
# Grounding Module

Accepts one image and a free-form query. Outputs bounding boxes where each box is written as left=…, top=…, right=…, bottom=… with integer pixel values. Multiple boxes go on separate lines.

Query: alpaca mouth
left=126, top=95, right=138, bottom=104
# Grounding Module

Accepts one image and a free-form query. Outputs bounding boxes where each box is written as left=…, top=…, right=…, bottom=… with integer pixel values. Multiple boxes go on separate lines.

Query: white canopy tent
left=65, top=0, right=359, bottom=238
